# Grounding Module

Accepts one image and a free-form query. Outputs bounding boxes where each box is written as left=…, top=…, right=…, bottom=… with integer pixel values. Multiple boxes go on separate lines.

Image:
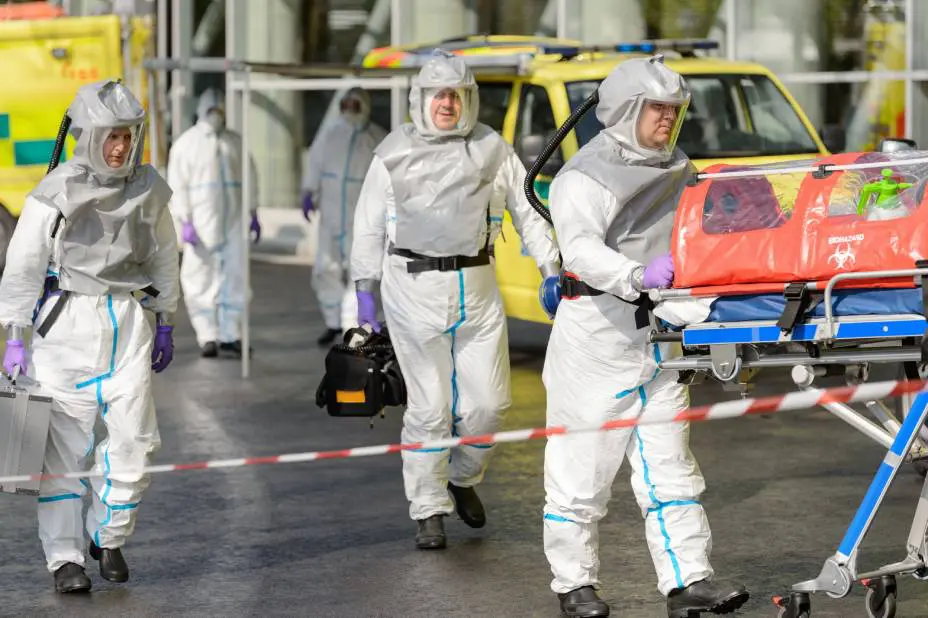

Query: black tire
left=0, top=205, right=16, bottom=274
left=865, top=588, right=897, bottom=618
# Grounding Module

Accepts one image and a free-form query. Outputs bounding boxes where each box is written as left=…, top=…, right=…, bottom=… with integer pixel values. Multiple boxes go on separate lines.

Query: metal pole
left=726, top=0, right=737, bottom=61
left=157, top=0, right=169, bottom=153
left=170, top=0, right=193, bottom=144
left=148, top=69, right=161, bottom=171
left=556, top=0, right=568, bottom=39
left=225, top=0, right=242, bottom=133
left=905, top=0, right=916, bottom=138
left=390, top=0, right=403, bottom=130
left=241, top=67, right=252, bottom=379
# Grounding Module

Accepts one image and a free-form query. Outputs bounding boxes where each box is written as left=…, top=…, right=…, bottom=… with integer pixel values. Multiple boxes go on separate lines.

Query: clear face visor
left=422, top=86, right=474, bottom=134
left=89, top=125, right=143, bottom=177
left=636, top=97, right=689, bottom=154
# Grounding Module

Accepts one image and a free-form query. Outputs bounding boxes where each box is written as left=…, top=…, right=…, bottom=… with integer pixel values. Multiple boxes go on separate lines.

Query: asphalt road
left=1, top=260, right=927, bottom=617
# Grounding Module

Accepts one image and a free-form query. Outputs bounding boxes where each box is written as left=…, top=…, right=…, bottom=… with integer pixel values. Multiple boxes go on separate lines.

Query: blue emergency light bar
left=548, top=38, right=720, bottom=59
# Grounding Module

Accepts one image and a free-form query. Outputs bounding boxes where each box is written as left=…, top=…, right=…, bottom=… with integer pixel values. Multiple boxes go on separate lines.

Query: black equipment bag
left=315, top=327, right=406, bottom=418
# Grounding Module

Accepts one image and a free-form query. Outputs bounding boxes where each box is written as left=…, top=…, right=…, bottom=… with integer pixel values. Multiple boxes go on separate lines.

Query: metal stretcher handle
left=823, top=268, right=928, bottom=339
left=660, top=346, right=924, bottom=372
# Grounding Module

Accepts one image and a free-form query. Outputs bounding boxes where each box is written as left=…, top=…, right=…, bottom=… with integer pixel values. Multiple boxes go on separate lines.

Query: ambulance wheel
left=0, top=206, right=15, bottom=273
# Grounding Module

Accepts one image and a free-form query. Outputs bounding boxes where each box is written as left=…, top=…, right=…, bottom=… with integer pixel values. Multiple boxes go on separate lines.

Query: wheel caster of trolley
left=862, top=576, right=897, bottom=618
left=773, top=592, right=811, bottom=618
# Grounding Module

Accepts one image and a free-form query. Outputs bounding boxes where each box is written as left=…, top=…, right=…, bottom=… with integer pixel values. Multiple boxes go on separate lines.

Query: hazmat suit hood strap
left=376, top=122, right=508, bottom=257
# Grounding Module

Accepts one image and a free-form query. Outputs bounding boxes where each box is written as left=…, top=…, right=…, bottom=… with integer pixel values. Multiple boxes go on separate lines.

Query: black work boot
left=448, top=482, right=486, bottom=528
left=53, top=562, right=92, bottom=593
left=201, top=341, right=218, bottom=358
left=89, top=541, right=129, bottom=583
left=557, top=586, right=610, bottom=617
left=415, top=515, right=446, bottom=550
left=316, top=328, right=342, bottom=346
left=666, top=579, right=749, bottom=618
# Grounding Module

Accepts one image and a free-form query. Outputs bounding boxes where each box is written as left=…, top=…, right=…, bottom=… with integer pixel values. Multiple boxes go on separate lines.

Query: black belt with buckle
left=559, top=272, right=653, bottom=329
left=389, top=247, right=493, bottom=274
left=33, top=276, right=160, bottom=338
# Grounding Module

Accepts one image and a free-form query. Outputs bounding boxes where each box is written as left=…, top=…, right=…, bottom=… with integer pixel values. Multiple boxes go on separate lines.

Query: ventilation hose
left=47, top=113, right=71, bottom=175
left=523, top=90, right=600, bottom=225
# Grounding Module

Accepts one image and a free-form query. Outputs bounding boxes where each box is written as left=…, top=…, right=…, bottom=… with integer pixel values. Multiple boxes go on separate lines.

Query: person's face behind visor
left=340, top=97, right=361, bottom=115
left=103, top=127, right=133, bottom=168
left=637, top=100, right=683, bottom=150
left=429, top=88, right=463, bottom=131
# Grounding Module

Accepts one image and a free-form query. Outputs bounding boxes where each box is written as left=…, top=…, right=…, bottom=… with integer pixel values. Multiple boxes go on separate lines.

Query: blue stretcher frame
left=651, top=269, right=928, bottom=615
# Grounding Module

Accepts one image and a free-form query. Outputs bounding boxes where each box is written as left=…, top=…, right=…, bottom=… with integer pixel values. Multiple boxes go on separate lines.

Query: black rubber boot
left=448, top=483, right=486, bottom=528
left=316, top=328, right=342, bottom=346
left=201, top=341, right=218, bottom=358
left=557, top=586, right=610, bottom=617
left=666, top=579, right=749, bottom=618
left=89, top=542, right=129, bottom=583
left=415, top=515, right=446, bottom=550
left=53, top=563, right=91, bottom=593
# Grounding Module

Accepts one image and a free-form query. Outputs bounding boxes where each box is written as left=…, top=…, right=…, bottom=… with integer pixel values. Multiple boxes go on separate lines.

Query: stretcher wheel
left=863, top=576, right=897, bottom=618
left=773, top=592, right=811, bottom=618
left=865, top=588, right=896, bottom=618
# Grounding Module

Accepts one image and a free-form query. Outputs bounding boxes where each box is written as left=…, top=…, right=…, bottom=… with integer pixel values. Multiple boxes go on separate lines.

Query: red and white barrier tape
left=2, top=378, right=927, bottom=486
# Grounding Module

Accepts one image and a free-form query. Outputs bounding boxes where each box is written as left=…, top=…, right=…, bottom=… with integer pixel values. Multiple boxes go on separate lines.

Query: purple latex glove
left=356, top=291, right=381, bottom=333
left=182, top=220, right=200, bottom=246
left=3, top=339, right=27, bottom=376
left=250, top=211, right=261, bottom=244
left=301, top=192, right=315, bottom=222
left=642, top=253, right=675, bottom=289
left=151, top=325, right=174, bottom=373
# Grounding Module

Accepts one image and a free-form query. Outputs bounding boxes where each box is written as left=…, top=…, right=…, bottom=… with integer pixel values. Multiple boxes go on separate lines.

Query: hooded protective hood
left=408, top=51, right=479, bottom=139
left=595, top=56, right=690, bottom=165
left=196, top=87, right=226, bottom=132
left=67, top=79, right=147, bottom=182
left=340, top=87, right=372, bottom=126
left=27, top=79, right=172, bottom=296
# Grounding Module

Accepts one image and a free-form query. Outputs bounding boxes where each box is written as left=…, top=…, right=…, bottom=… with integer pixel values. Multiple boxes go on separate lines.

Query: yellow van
left=367, top=35, right=831, bottom=324
left=0, top=9, right=154, bottom=271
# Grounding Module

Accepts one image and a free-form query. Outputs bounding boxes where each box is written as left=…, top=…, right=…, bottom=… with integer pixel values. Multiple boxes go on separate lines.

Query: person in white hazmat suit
left=167, top=88, right=261, bottom=359
left=542, top=57, right=749, bottom=618
left=301, top=87, right=387, bottom=345
left=0, top=80, right=178, bottom=593
left=351, top=51, right=562, bottom=549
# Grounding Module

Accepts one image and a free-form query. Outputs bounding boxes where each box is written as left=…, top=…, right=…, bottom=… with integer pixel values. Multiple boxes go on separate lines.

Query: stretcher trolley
left=646, top=151, right=928, bottom=617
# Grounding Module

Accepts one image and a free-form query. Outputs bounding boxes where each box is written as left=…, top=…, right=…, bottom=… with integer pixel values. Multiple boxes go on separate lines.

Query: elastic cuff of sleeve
left=355, top=279, right=378, bottom=293
left=8, top=325, right=23, bottom=341
left=631, top=265, right=645, bottom=292
left=156, top=312, right=175, bottom=327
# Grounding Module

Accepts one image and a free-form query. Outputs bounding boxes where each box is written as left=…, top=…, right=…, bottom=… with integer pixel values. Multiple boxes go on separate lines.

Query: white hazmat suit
left=303, top=88, right=387, bottom=338
left=167, top=88, right=258, bottom=352
left=351, top=54, right=559, bottom=532
left=0, top=81, right=178, bottom=576
left=542, top=57, right=747, bottom=617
